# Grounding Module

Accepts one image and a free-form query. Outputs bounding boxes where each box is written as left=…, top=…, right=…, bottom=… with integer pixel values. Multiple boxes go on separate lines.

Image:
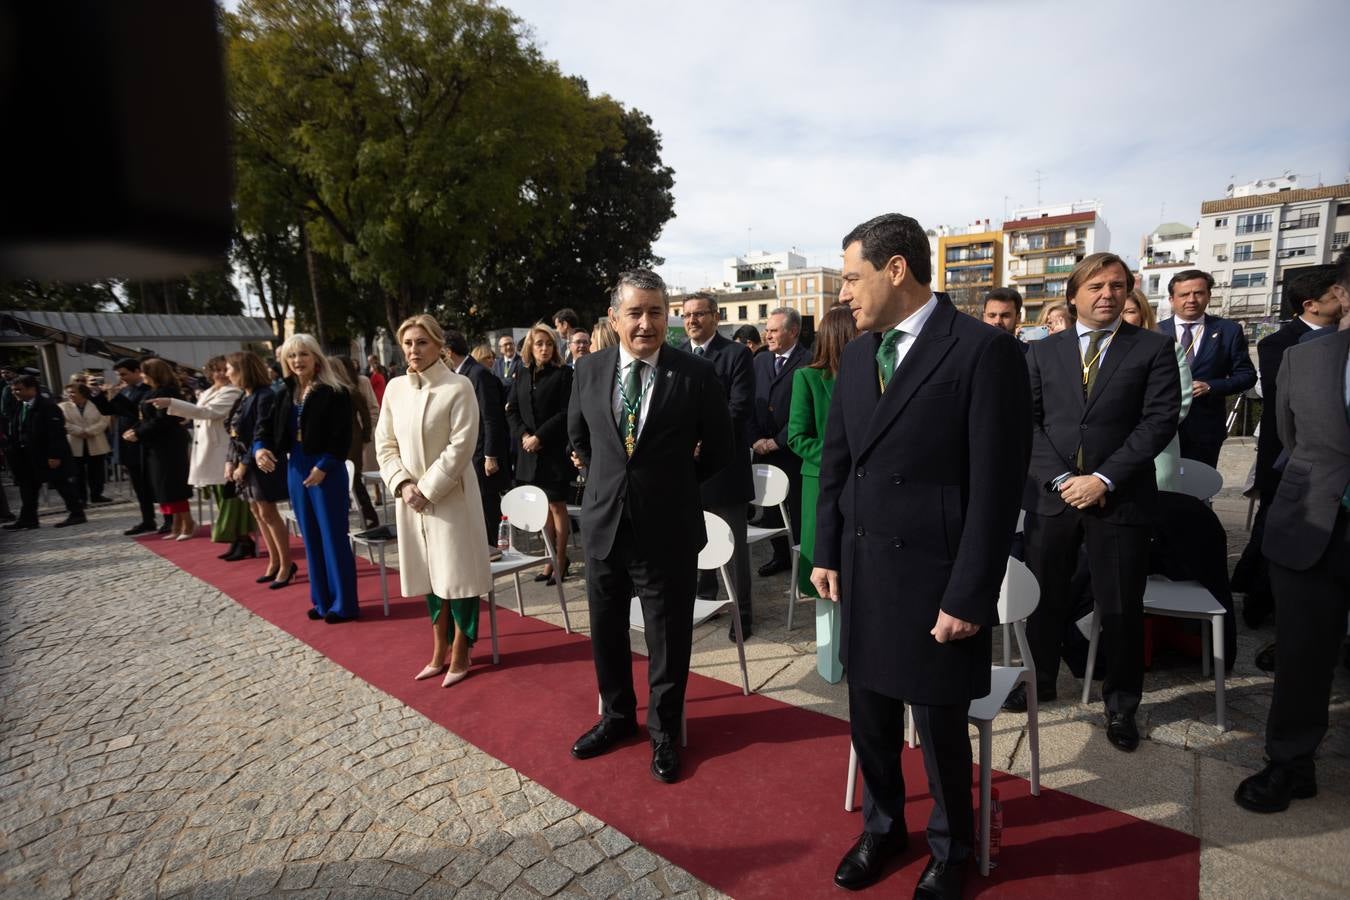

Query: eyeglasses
left=681, top=310, right=713, bottom=319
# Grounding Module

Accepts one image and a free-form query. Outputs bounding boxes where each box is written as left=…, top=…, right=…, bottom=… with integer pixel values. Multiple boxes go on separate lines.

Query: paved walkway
left=2, top=437, right=1347, bottom=898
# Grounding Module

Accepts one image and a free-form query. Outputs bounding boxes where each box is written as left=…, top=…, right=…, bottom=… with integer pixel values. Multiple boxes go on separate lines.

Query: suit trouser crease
left=124, top=453, right=157, bottom=525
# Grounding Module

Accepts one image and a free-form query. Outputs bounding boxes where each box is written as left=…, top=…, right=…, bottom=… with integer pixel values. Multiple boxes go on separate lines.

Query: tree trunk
left=301, top=225, right=327, bottom=348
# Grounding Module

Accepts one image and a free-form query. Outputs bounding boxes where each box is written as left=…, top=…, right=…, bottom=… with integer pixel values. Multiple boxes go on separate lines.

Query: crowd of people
left=2, top=216, right=1347, bottom=900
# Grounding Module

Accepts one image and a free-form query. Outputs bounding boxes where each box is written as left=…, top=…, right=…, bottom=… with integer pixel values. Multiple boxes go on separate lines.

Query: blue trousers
left=288, top=450, right=359, bottom=619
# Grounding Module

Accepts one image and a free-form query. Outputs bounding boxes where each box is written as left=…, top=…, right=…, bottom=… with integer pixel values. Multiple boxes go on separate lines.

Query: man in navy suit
left=492, top=333, right=523, bottom=386
left=444, top=330, right=512, bottom=551
left=751, top=306, right=809, bottom=576
left=1157, top=270, right=1256, bottom=467
left=679, top=291, right=757, bottom=638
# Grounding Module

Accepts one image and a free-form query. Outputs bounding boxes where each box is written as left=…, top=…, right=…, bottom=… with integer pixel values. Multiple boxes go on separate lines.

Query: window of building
left=1280, top=210, right=1319, bottom=230
left=738, top=305, right=748, bottom=320
left=1232, top=271, right=1268, bottom=288
left=1236, top=212, right=1272, bottom=235
left=805, top=299, right=815, bottom=314
left=781, top=280, right=793, bottom=296
left=1333, top=232, right=1349, bottom=250
left=1213, top=217, right=1229, bottom=228
left=1212, top=243, right=1227, bottom=259
left=1277, top=234, right=1317, bottom=259
left=758, top=303, right=768, bottom=319
left=805, top=278, right=815, bottom=292
left=1148, top=275, right=1161, bottom=295
left=1233, top=239, right=1270, bottom=261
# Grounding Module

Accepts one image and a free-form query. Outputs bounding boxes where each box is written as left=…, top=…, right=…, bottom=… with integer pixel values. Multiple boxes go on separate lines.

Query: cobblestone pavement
left=0, top=498, right=724, bottom=900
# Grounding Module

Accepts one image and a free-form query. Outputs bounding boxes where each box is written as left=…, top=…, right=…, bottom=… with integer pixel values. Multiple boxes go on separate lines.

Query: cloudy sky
left=503, top=0, right=1349, bottom=290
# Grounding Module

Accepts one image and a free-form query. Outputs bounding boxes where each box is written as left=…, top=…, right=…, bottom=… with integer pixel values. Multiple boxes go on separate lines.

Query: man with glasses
left=679, top=292, right=757, bottom=638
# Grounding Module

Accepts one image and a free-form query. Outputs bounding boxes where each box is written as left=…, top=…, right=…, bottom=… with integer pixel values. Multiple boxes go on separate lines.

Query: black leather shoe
left=324, top=611, right=355, bottom=624
left=53, top=514, right=87, bottom=528
left=650, top=739, right=679, bottom=784
left=269, top=562, right=299, bottom=590
left=218, top=540, right=242, bottom=560
left=1002, top=684, right=1027, bottom=712
left=1255, top=642, right=1276, bottom=673
left=307, top=609, right=322, bottom=621
left=1241, top=590, right=1273, bottom=629
left=571, top=718, right=638, bottom=760
left=1105, top=712, right=1139, bottom=752
left=833, top=830, right=906, bottom=891
left=1234, top=762, right=1317, bottom=813
left=124, top=522, right=156, bottom=536
left=157, top=521, right=172, bottom=535
left=2, top=521, right=38, bottom=531
left=913, top=855, right=966, bottom=899
left=727, top=622, right=752, bottom=643
left=757, top=558, right=790, bottom=577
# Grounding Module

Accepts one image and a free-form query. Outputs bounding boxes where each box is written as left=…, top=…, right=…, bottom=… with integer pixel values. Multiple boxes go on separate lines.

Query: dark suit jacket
left=1262, top=328, right=1350, bottom=571
left=568, top=344, right=733, bottom=562
left=6, top=394, right=71, bottom=469
left=492, top=354, right=523, bottom=387
left=91, top=381, right=150, bottom=462
left=457, top=355, right=510, bottom=475
left=1158, top=314, right=1256, bottom=443
left=269, top=379, right=353, bottom=470
left=1023, top=322, right=1181, bottom=525
left=680, top=333, right=755, bottom=506
left=815, top=300, right=1031, bottom=705
left=506, top=364, right=572, bottom=487
left=1254, top=317, right=1313, bottom=492
left=752, top=341, right=808, bottom=476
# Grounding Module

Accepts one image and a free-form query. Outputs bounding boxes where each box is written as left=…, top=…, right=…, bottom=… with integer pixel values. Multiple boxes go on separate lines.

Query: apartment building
left=1138, top=221, right=1198, bottom=311
left=1002, top=201, right=1110, bottom=316
left=934, top=221, right=1002, bottom=307
left=670, top=288, right=778, bottom=332
left=1197, top=180, right=1350, bottom=319
left=775, top=266, right=842, bottom=327
left=721, top=249, right=806, bottom=292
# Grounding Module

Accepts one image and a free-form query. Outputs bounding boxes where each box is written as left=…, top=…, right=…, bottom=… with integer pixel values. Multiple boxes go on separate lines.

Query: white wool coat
left=376, top=360, right=492, bottom=600
left=60, top=401, right=111, bottom=457
left=167, top=384, right=242, bottom=487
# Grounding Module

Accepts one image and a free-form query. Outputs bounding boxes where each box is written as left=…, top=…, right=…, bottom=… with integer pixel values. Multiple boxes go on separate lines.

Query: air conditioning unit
left=1216, top=254, right=1228, bottom=261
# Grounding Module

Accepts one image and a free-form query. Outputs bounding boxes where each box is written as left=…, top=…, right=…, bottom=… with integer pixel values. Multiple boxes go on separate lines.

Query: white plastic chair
left=845, top=557, right=1042, bottom=877
left=607, top=512, right=748, bottom=748
left=485, top=486, right=572, bottom=664
left=1172, top=458, right=1223, bottom=502
left=1080, top=575, right=1227, bottom=731
left=346, top=462, right=395, bottom=617
left=361, top=469, right=391, bottom=523
left=745, top=464, right=801, bottom=627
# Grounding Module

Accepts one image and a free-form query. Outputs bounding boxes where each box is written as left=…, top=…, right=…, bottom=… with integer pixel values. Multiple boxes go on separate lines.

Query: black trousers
left=850, top=682, right=973, bottom=863
left=14, top=458, right=81, bottom=523
left=476, top=462, right=505, bottom=548
left=122, top=451, right=157, bottom=526
left=71, top=452, right=107, bottom=502
left=1024, top=508, right=1149, bottom=716
left=586, top=509, right=697, bottom=743
left=1266, top=511, right=1350, bottom=770
left=1178, top=420, right=1223, bottom=468
left=697, top=501, right=752, bottom=624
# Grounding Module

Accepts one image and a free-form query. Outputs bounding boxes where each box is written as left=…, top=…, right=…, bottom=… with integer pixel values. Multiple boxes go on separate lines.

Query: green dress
left=787, top=366, right=843, bottom=683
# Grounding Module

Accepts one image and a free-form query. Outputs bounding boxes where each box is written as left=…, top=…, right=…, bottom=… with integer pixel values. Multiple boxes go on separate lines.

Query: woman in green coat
left=788, top=305, right=857, bottom=682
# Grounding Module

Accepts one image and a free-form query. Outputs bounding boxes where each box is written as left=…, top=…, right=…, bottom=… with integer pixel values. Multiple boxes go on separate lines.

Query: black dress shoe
left=223, top=538, right=258, bottom=561
left=218, top=540, right=242, bottom=560
left=1105, top=712, right=1139, bottom=752
left=727, top=624, right=753, bottom=643
left=89, top=495, right=113, bottom=504
left=757, top=558, right=790, bottom=577
left=913, top=855, right=966, bottom=899
left=1255, top=642, right=1276, bottom=673
left=124, top=522, right=156, bottom=536
left=534, top=571, right=551, bottom=583
left=307, top=609, right=322, bottom=621
left=53, top=514, right=87, bottom=528
left=833, top=830, right=906, bottom=891
left=1002, top=683, right=1053, bottom=712
left=324, top=611, right=355, bottom=624
left=651, top=739, right=680, bottom=784
left=571, top=718, right=638, bottom=760
left=1234, top=762, right=1317, bottom=813
left=269, top=562, right=299, bottom=590
left=2, top=521, right=38, bottom=531
left=157, top=521, right=172, bottom=535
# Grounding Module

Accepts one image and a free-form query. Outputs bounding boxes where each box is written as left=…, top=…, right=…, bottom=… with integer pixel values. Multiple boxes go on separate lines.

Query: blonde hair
left=1039, top=300, right=1071, bottom=327
left=591, top=318, right=618, bottom=350
left=277, top=333, right=347, bottom=393
left=1125, top=289, right=1157, bottom=330
left=396, top=313, right=445, bottom=346
left=470, top=343, right=495, bottom=366
left=520, top=322, right=562, bottom=368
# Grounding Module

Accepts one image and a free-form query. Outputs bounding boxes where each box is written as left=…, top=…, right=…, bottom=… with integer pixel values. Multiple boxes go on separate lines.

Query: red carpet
left=144, top=530, right=1200, bottom=898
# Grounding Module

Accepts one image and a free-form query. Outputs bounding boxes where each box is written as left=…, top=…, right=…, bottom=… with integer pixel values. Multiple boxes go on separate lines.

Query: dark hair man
left=553, top=308, right=580, bottom=363
left=1233, top=265, right=1344, bottom=630
left=1156, top=269, right=1256, bottom=466
left=567, top=269, right=733, bottom=785
left=1018, top=253, right=1180, bottom=754
left=1234, top=245, right=1350, bottom=814
left=982, top=287, right=1024, bottom=339
left=679, top=291, right=756, bottom=639
left=813, top=213, right=1030, bottom=894
left=87, top=357, right=159, bottom=534
left=751, top=305, right=808, bottom=577
left=3, top=375, right=85, bottom=529
left=732, top=324, right=764, bottom=354
left=443, top=329, right=511, bottom=553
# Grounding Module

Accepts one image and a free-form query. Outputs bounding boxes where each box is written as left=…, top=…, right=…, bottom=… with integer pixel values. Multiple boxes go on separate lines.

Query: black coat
left=91, top=381, right=150, bottom=463
left=133, top=386, right=191, bottom=504
left=680, top=333, right=755, bottom=506
left=457, top=355, right=511, bottom=485
left=752, top=341, right=808, bottom=477
left=506, top=364, right=572, bottom=489
left=269, top=379, right=353, bottom=466
left=227, top=388, right=289, bottom=503
left=5, top=394, right=71, bottom=471
left=568, top=345, right=733, bottom=562
left=1023, top=323, right=1181, bottom=525
left=1157, top=314, right=1256, bottom=447
left=1253, top=317, right=1312, bottom=493
left=815, top=299, right=1031, bottom=705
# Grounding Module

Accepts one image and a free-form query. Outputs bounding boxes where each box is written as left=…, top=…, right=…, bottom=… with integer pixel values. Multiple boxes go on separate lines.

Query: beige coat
left=376, top=360, right=492, bottom=600
left=167, top=384, right=242, bottom=487
left=357, top=373, right=380, bottom=471
left=60, top=401, right=110, bottom=457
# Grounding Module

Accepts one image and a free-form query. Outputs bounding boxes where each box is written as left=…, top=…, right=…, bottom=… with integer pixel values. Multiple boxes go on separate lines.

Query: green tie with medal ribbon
left=876, top=328, right=902, bottom=391
left=622, top=360, right=645, bottom=458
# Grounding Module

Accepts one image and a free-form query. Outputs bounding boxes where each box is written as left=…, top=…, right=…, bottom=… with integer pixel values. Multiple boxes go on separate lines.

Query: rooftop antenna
left=747, top=227, right=752, bottom=256
left=1032, top=169, right=1044, bottom=206
left=1160, top=201, right=1166, bottom=222
left=1003, top=195, right=1010, bottom=221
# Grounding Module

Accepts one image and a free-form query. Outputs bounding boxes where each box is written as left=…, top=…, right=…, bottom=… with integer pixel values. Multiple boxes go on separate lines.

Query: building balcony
left=1279, top=216, right=1320, bottom=231
left=945, top=254, right=996, bottom=265
left=1232, top=251, right=1270, bottom=262
left=1235, top=223, right=1271, bottom=235
left=1009, top=240, right=1085, bottom=256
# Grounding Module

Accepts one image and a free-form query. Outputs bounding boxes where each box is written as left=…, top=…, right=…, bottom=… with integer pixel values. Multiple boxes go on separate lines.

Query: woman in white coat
left=150, top=356, right=254, bottom=554
left=60, top=382, right=112, bottom=504
left=377, top=314, right=492, bottom=687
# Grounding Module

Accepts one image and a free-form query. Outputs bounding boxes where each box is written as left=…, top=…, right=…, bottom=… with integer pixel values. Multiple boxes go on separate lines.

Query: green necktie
left=876, top=328, right=902, bottom=390
left=621, top=361, right=645, bottom=458
left=694, top=346, right=705, bottom=357
left=20, top=403, right=28, bottom=425
left=1082, top=329, right=1109, bottom=398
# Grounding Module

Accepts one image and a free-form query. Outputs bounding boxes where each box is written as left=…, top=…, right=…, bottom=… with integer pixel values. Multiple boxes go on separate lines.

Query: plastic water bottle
left=497, top=516, right=511, bottom=553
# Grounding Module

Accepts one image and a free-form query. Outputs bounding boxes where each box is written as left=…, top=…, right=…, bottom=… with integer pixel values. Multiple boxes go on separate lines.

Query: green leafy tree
left=0, top=280, right=122, bottom=313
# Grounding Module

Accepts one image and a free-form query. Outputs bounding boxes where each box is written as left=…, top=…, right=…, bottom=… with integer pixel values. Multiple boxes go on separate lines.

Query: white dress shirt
left=877, top=293, right=939, bottom=372
left=1173, top=314, right=1206, bottom=358
left=1077, top=316, right=1123, bottom=366
left=613, top=345, right=660, bottom=439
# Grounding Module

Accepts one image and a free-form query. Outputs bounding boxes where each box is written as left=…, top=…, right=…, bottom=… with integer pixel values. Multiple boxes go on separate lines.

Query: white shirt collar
left=1076, top=316, right=1123, bottom=338
left=691, top=335, right=714, bottom=351
left=1299, top=315, right=1325, bottom=331
left=1175, top=314, right=1205, bottom=326
left=618, top=344, right=661, bottom=370
left=881, top=292, right=939, bottom=338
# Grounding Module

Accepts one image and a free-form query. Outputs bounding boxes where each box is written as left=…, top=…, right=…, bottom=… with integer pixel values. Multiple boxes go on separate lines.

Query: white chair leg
left=905, top=704, right=918, bottom=749
left=1082, top=611, right=1100, bottom=706
left=378, top=544, right=390, bottom=617
left=979, top=722, right=992, bottom=877
left=726, top=565, right=749, bottom=696
left=845, top=744, right=859, bottom=812
left=555, top=577, right=572, bottom=634
left=1201, top=619, right=1211, bottom=678
left=1002, top=623, right=1012, bottom=668
left=787, top=546, right=800, bottom=631
left=1026, top=677, right=1041, bottom=796
left=1212, top=613, right=1227, bottom=732
left=513, top=572, right=525, bottom=616
left=488, top=590, right=500, bottom=665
